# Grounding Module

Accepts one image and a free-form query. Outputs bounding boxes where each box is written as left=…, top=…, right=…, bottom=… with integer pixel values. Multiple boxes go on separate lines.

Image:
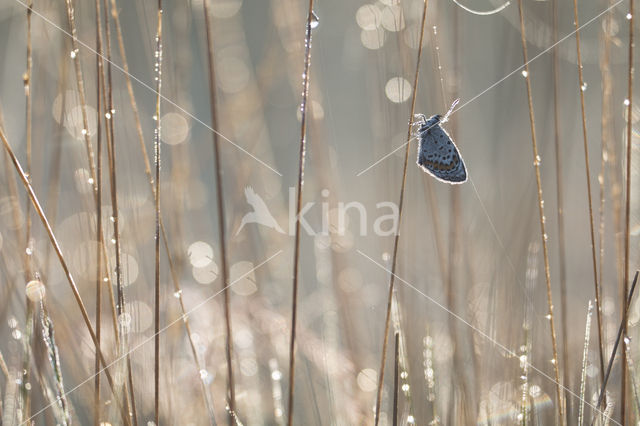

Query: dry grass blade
left=0, top=125, right=131, bottom=426
left=621, top=0, right=634, bottom=419
left=572, top=0, right=606, bottom=389
left=93, top=0, right=104, bottom=422
left=202, top=1, right=235, bottom=422
left=591, top=271, right=639, bottom=426
left=108, top=1, right=216, bottom=420
left=153, top=1, right=163, bottom=424
left=21, top=0, right=34, bottom=421
left=101, top=1, right=138, bottom=420
left=392, top=332, right=399, bottom=426
left=374, top=1, right=428, bottom=424
left=516, top=0, right=564, bottom=422
left=287, top=3, right=315, bottom=425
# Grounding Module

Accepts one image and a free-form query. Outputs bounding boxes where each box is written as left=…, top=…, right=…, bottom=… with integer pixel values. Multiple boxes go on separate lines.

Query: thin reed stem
left=202, top=2, right=235, bottom=422
left=153, top=1, right=162, bottom=423
left=0, top=125, right=131, bottom=426
left=101, top=3, right=138, bottom=421
left=374, top=1, right=427, bottom=424
left=24, top=0, right=33, bottom=274
left=591, top=271, right=639, bottom=426
left=578, top=301, right=593, bottom=426
left=551, top=0, right=570, bottom=414
left=64, top=0, right=97, bottom=186
left=572, top=0, right=607, bottom=391
left=109, top=1, right=216, bottom=420
left=287, top=3, right=315, bottom=425
left=22, top=0, right=34, bottom=421
left=516, top=0, right=564, bottom=422
left=621, top=0, right=634, bottom=419
left=65, top=0, right=123, bottom=392
left=393, top=332, right=399, bottom=426
left=94, top=0, right=104, bottom=421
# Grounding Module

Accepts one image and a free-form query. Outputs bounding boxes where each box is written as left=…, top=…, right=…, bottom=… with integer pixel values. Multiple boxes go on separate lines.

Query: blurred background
left=0, top=0, right=638, bottom=424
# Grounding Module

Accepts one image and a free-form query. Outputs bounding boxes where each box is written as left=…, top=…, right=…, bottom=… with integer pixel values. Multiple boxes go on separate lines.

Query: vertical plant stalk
left=572, top=0, right=606, bottom=388
left=0, top=125, right=130, bottom=426
left=109, top=2, right=216, bottom=422
left=153, top=1, right=162, bottom=424
left=551, top=0, right=570, bottom=414
left=598, top=0, right=614, bottom=370
left=286, top=4, right=315, bottom=425
left=94, top=0, right=104, bottom=421
left=101, top=3, right=138, bottom=422
left=591, top=271, right=639, bottom=426
left=202, top=2, right=236, bottom=422
left=516, top=0, right=564, bottom=422
left=621, top=0, right=634, bottom=419
left=392, top=332, right=400, bottom=426
left=374, top=1, right=427, bottom=424
left=22, top=0, right=34, bottom=421
left=578, top=301, right=593, bottom=426
left=64, top=0, right=97, bottom=184
left=24, top=0, right=33, bottom=270
left=64, top=0, right=123, bottom=385
left=40, top=305, right=70, bottom=425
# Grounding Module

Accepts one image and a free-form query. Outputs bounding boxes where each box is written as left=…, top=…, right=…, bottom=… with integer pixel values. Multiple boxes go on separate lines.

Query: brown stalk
left=64, top=0, right=122, bottom=381
left=286, top=3, right=316, bottom=425
left=516, top=0, right=564, bottom=422
left=591, top=271, right=639, bottom=426
left=392, top=332, right=400, bottom=426
left=153, top=1, right=162, bottom=423
left=22, top=0, right=34, bottom=420
left=621, top=0, right=634, bottom=419
left=551, top=0, right=570, bottom=415
left=572, top=0, right=606, bottom=389
left=109, top=1, right=216, bottom=421
left=100, top=2, right=138, bottom=421
left=373, top=1, right=428, bottom=424
left=0, top=125, right=130, bottom=426
left=94, top=0, right=104, bottom=422
left=202, top=2, right=236, bottom=423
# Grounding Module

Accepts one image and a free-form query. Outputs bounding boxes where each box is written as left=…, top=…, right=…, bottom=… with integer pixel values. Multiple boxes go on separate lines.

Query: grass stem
left=287, top=3, right=315, bottom=425
left=373, top=1, right=428, bottom=424
left=516, top=0, right=564, bottom=422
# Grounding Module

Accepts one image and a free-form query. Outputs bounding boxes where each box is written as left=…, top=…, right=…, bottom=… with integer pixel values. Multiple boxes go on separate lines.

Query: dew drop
left=310, top=11, right=320, bottom=29
left=627, top=13, right=632, bottom=19
left=624, top=99, right=631, bottom=106
left=521, top=70, right=528, bottom=78
left=26, top=280, right=46, bottom=302
left=581, top=82, right=588, bottom=91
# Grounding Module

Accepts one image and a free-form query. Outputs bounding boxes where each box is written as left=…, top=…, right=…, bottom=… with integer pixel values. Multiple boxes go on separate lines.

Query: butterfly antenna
left=441, top=98, right=460, bottom=123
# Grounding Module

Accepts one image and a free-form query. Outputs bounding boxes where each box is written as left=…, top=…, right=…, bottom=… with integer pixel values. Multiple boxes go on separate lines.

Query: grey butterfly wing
left=417, top=123, right=467, bottom=184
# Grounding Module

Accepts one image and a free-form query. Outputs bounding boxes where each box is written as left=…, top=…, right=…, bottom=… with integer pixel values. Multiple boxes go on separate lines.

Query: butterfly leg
left=410, top=114, right=427, bottom=137
left=412, top=113, right=427, bottom=126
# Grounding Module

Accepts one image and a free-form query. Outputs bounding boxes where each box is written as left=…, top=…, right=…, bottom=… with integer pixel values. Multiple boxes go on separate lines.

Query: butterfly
left=413, top=99, right=467, bottom=184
